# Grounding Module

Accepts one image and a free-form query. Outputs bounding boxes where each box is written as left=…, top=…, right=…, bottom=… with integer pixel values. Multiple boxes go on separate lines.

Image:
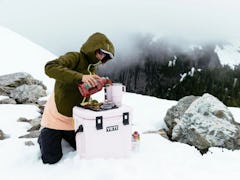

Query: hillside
left=0, top=26, right=56, bottom=92
left=99, top=37, right=240, bottom=107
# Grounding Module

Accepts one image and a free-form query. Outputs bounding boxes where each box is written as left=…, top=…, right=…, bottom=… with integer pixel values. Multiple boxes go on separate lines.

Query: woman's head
left=95, top=48, right=114, bottom=63
left=80, top=32, right=115, bottom=64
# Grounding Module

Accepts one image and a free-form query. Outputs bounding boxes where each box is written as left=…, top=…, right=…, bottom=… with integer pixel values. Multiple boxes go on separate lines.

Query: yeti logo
left=106, top=125, right=118, bottom=132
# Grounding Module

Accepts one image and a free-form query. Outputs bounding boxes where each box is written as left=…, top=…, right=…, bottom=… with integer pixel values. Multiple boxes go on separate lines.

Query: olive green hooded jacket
left=45, top=32, right=115, bottom=117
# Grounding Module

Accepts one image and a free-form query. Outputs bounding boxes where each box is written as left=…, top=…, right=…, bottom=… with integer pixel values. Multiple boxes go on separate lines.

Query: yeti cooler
left=73, top=105, right=132, bottom=159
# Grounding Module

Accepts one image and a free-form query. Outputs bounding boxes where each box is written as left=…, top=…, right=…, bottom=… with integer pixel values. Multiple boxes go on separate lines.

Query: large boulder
left=164, top=95, right=199, bottom=136
left=10, top=84, right=46, bottom=103
left=0, top=72, right=47, bottom=104
left=0, top=72, right=46, bottom=88
left=167, top=93, right=240, bottom=151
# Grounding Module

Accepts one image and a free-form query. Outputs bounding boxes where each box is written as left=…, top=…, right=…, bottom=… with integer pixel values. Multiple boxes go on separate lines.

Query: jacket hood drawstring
left=87, top=61, right=102, bottom=75
left=80, top=61, right=102, bottom=106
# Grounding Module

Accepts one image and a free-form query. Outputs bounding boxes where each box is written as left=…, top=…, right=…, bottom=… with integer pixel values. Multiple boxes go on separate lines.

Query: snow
left=215, top=42, right=240, bottom=68
left=1, top=92, right=240, bottom=180
left=168, top=56, right=177, bottom=67
left=0, top=26, right=56, bottom=93
left=179, top=67, right=196, bottom=82
left=0, top=95, right=9, bottom=101
left=189, top=43, right=240, bottom=69
left=0, top=105, right=40, bottom=138
left=0, top=24, right=240, bottom=180
left=180, top=73, right=187, bottom=82
left=188, top=67, right=195, bottom=76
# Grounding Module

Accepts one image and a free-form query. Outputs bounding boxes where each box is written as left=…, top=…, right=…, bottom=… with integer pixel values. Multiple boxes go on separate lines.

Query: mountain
left=99, top=37, right=240, bottom=107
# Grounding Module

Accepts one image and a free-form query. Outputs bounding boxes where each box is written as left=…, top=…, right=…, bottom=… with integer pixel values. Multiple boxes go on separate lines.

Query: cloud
left=0, top=0, right=240, bottom=55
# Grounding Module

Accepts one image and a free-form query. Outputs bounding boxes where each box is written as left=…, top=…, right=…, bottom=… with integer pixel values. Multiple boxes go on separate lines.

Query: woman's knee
left=38, top=128, right=63, bottom=164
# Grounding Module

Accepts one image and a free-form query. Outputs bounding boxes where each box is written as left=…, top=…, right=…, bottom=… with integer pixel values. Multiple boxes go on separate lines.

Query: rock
left=171, top=93, right=240, bottom=151
left=10, top=84, right=47, bottom=104
left=0, top=72, right=46, bottom=95
left=0, top=96, right=16, bottom=104
left=0, top=72, right=46, bottom=88
left=29, top=117, right=41, bottom=127
left=27, top=124, right=41, bottom=132
left=0, top=129, right=5, bottom=140
left=19, top=130, right=40, bottom=138
left=37, top=98, right=47, bottom=107
left=0, top=72, right=47, bottom=104
left=28, top=117, right=41, bottom=132
left=36, top=98, right=47, bottom=114
left=17, top=117, right=31, bottom=123
left=38, top=106, right=45, bottom=115
left=18, top=117, right=41, bottom=132
left=158, top=129, right=169, bottom=139
left=17, top=117, right=41, bottom=139
left=25, top=141, right=35, bottom=146
left=17, top=116, right=41, bottom=139
left=164, top=95, right=199, bottom=136
left=0, top=130, right=9, bottom=140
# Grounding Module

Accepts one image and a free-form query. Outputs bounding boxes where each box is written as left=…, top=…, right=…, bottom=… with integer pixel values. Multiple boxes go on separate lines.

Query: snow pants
left=38, top=127, right=76, bottom=164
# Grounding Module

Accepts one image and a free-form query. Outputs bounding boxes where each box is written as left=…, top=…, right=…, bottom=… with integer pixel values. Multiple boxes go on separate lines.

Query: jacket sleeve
left=45, top=52, right=83, bottom=84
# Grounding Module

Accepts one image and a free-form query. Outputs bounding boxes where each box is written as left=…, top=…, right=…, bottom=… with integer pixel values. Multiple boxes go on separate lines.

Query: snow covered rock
left=171, top=93, right=240, bottom=151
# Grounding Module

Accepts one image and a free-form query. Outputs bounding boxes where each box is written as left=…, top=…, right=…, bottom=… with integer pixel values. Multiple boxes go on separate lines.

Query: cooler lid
left=73, top=104, right=132, bottom=120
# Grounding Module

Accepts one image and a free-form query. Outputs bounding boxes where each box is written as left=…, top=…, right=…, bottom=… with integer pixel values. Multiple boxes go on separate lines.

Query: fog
left=0, top=0, right=240, bottom=56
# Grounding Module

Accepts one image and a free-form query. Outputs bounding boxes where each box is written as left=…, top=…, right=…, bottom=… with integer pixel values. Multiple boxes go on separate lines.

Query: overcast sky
left=0, top=0, right=240, bottom=55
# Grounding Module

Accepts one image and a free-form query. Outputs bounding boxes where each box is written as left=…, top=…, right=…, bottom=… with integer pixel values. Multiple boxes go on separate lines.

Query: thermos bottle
left=78, top=77, right=112, bottom=97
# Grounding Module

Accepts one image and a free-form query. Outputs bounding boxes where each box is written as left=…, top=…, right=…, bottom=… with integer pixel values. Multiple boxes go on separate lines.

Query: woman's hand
left=82, top=75, right=101, bottom=87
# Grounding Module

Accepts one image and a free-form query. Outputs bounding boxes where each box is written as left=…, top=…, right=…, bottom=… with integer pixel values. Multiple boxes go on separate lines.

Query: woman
left=38, top=32, right=115, bottom=164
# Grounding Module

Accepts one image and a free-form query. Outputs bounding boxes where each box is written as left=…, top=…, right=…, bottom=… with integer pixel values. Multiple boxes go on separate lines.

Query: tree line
left=99, top=44, right=240, bottom=107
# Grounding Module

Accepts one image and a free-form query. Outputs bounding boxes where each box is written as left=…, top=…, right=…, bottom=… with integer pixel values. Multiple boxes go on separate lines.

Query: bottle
left=131, top=131, right=140, bottom=152
left=78, top=77, right=112, bottom=97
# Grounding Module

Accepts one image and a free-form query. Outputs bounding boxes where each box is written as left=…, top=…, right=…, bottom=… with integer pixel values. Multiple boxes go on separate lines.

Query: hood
left=80, top=32, right=115, bottom=64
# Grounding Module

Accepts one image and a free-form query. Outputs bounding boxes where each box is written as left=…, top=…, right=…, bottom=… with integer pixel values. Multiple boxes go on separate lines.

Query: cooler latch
left=96, top=116, right=103, bottom=130
left=123, top=112, right=129, bottom=125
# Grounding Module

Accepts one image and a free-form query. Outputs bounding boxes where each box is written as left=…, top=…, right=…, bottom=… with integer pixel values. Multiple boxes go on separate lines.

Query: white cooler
left=73, top=105, right=132, bottom=159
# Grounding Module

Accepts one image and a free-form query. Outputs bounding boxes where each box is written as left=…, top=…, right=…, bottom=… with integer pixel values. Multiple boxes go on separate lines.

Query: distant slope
left=215, top=41, right=240, bottom=68
left=0, top=26, right=56, bottom=92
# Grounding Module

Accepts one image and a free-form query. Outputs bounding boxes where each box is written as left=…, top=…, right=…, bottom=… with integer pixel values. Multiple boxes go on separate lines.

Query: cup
left=105, top=83, right=126, bottom=107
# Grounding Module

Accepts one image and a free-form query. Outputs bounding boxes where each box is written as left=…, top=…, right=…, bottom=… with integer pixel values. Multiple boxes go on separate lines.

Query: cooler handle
left=96, top=116, right=103, bottom=130
left=75, top=125, right=84, bottom=134
left=123, top=112, right=129, bottom=125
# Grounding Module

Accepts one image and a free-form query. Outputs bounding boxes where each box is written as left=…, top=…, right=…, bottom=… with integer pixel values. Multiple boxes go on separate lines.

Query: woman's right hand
left=82, top=74, right=101, bottom=87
